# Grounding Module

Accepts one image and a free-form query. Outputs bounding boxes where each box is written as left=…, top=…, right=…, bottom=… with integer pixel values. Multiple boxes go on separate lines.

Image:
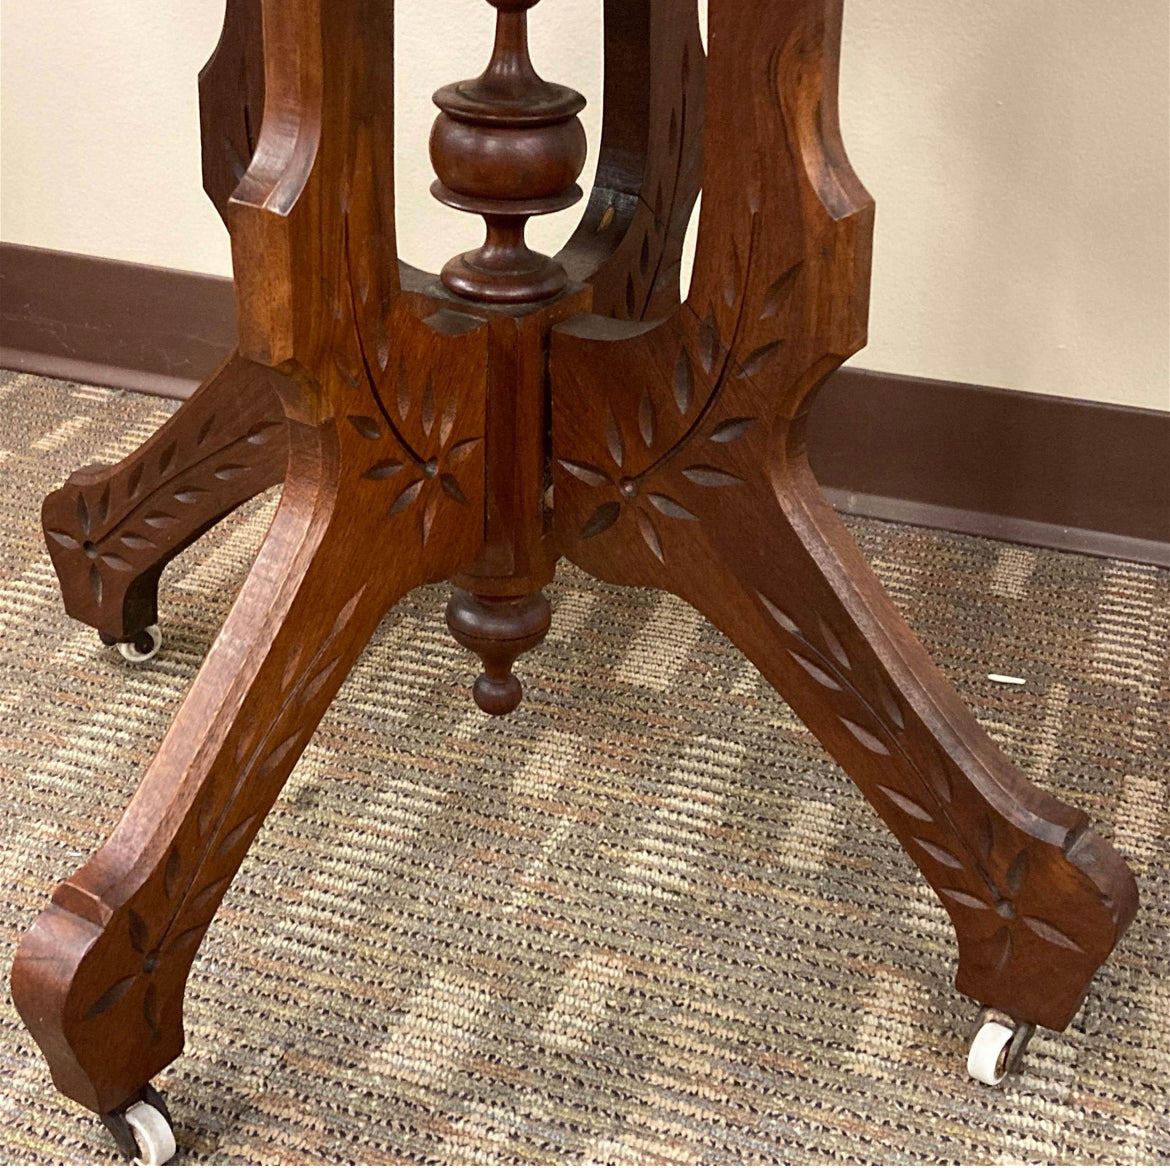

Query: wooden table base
left=11, top=0, right=1138, bottom=1158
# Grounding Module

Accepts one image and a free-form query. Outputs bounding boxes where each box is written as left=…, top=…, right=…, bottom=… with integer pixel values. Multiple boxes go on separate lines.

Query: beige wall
left=2, top=1, right=1167, bottom=410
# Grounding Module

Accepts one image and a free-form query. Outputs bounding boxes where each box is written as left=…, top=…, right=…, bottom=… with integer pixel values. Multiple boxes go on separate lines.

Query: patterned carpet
left=0, top=369, right=1167, bottom=1166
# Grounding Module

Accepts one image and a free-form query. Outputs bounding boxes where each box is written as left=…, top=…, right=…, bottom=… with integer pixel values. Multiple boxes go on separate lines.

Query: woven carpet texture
left=0, top=371, right=1167, bottom=1166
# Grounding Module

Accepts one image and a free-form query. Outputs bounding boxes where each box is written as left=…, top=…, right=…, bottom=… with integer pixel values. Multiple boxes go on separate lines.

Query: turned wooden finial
left=430, top=0, right=587, bottom=303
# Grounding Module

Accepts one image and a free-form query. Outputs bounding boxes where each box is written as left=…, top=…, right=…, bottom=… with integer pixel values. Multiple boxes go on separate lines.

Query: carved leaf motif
left=440, top=474, right=467, bottom=504
left=196, top=790, right=216, bottom=839
left=421, top=493, right=442, bottom=544
left=638, top=391, right=657, bottom=448
left=127, top=464, right=145, bottom=498
left=625, top=274, right=637, bottom=318
left=213, top=464, right=249, bottom=481
left=387, top=479, right=424, bottom=516
left=606, top=410, right=625, bottom=469
left=246, top=422, right=282, bottom=445
left=174, top=488, right=208, bottom=505
left=364, top=460, right=403, bottom=480
left=709, top=417, right=756, bottom=444
left=637, top=511, right=664, bottom=563
left=166, top=924, right=208, bottom=958
left=840, top=717, right=889, bottom=755
left=120, top=533, right=155, bottom=550
left=914, top=838, right=963, bottom=869
left=97, top=486, right=111, bottom=525
left=421, top=378, right=436, bottom=437
left=215, top=812, right=261, bottom=860
left=640, top=232, right=651, bottom=278
left=158, top=442, right=178, bottom=475
left=84, top=975, right=135, bottom=1020
left=682, top=465, right=743, bottom=488
left=699, top=312, right=720, bottom=375
left=940, top=888, right=991, bottom=911
left=757, top=592, right=800, bottom=635
left=760, top=262, right=803, bottom=320
left=348, top=416, right=381, bottom=441
left=558, top=460, right=610, bottom=487
left=439, top=396, right=458, bottom=447
left=874, top=678, right=905, bottom=730
left=925, top=755, right=953, bottom=804
left=1006, top=849, right=1030, bottom=895
left=673, top=350, right=694, bottom=415
left=877, top=784, right=932, bottom=821
left=128, top=910, right=149, bottom=954
left=669, top=108, right=679, bottom=153
left=144, top=512, right=175, bottom=529
left=77, top=494, right=91, bottom=538
left=164, top=847, right=181, bottom=900
left=581, top=502, right=621, bottom=539
left=257, top=733, right=301, bottom=781
left=989, top=926, right=1013, bottom=974
left=1022, top=917, right=1083, bottom=952
left=726, top=246, right=741, bottom=308
left=46, top=530, right=79, bottom=550
left=978, top=813, right=995, bottom=861
left=816, top=618, right=851, bottom=670
left=789, top=651, right=841, bottom=690
left=332, top=356, right=361, bottom=390
left=376, top=332, right=391, bottom=373
left=447, top=438, right=481, bottom=465
left=738, top=341, right=784, bottom=380
left=397, top=365, right=411, bottom=421
left=186, top=875, right=232, bottom=924
left=301, top=657, right=343, bottom=707
left=647, top=494, right=697, bottom=521
left=89, top=565, right=102, bottom=605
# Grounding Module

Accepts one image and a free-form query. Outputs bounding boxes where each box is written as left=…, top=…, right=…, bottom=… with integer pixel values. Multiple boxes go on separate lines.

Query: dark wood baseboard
left=3, top=242, right=1167, bottom=567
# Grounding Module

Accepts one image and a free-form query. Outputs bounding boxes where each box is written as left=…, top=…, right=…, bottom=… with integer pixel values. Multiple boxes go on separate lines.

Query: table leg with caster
left=41, top=351, right=288, bottom=659
left=551, top=0, right=1138, bottom=1082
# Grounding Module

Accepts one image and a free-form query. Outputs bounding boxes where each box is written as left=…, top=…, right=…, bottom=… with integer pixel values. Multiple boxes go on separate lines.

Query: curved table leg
left=41, top=352, right=287, bottom=645
left=12, top=341, right=486, bottom=1117
left=553, top=383, right=1139, bottom=1034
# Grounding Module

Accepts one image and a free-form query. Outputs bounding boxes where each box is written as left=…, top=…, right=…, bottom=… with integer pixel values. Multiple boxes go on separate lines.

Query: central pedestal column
left=430, top=0, right=590, bottom=713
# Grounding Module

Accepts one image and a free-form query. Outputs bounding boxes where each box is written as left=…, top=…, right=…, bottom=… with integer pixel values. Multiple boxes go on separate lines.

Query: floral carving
left=81, top=586, right=367, bottom=1031
left=753, top=588, right=1097, bottom=974
left=43, top=402, right=285, bottom=625
left=561, top=213, right=801, bottom=566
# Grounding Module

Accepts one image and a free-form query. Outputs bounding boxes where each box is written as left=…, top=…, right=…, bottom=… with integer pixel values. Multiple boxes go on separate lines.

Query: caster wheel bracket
left=101, top=1084, right=175, bottom=1165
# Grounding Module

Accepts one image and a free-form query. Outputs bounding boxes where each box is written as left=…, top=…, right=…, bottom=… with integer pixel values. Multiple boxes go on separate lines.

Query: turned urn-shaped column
left=430, top=0, right=587, bottom=303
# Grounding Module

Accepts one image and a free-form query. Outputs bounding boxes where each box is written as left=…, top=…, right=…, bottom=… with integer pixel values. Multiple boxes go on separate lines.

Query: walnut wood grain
left=551, top=0, right=1137, bottom=1031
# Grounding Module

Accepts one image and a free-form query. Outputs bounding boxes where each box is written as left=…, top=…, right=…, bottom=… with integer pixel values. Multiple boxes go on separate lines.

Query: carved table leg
left=552, top=0, right=1138, bottom=1043
left=14, top=0, right=492, bottom=1136
left=12, top=324, right=486, bottom=1118
left=41, top=352, right=287, bottom=647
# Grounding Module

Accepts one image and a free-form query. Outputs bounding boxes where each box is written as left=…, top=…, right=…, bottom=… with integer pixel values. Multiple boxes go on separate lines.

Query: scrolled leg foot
left=446, top=588, right=552, bottom=715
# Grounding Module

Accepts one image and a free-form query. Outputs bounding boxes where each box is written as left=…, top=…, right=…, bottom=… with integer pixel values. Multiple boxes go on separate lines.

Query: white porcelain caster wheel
left=116, top=625, right=163, bottom=663
left=124, top=1101, right=177, bottom=1165
left=967, top=1007, right=1034, bottom=1086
